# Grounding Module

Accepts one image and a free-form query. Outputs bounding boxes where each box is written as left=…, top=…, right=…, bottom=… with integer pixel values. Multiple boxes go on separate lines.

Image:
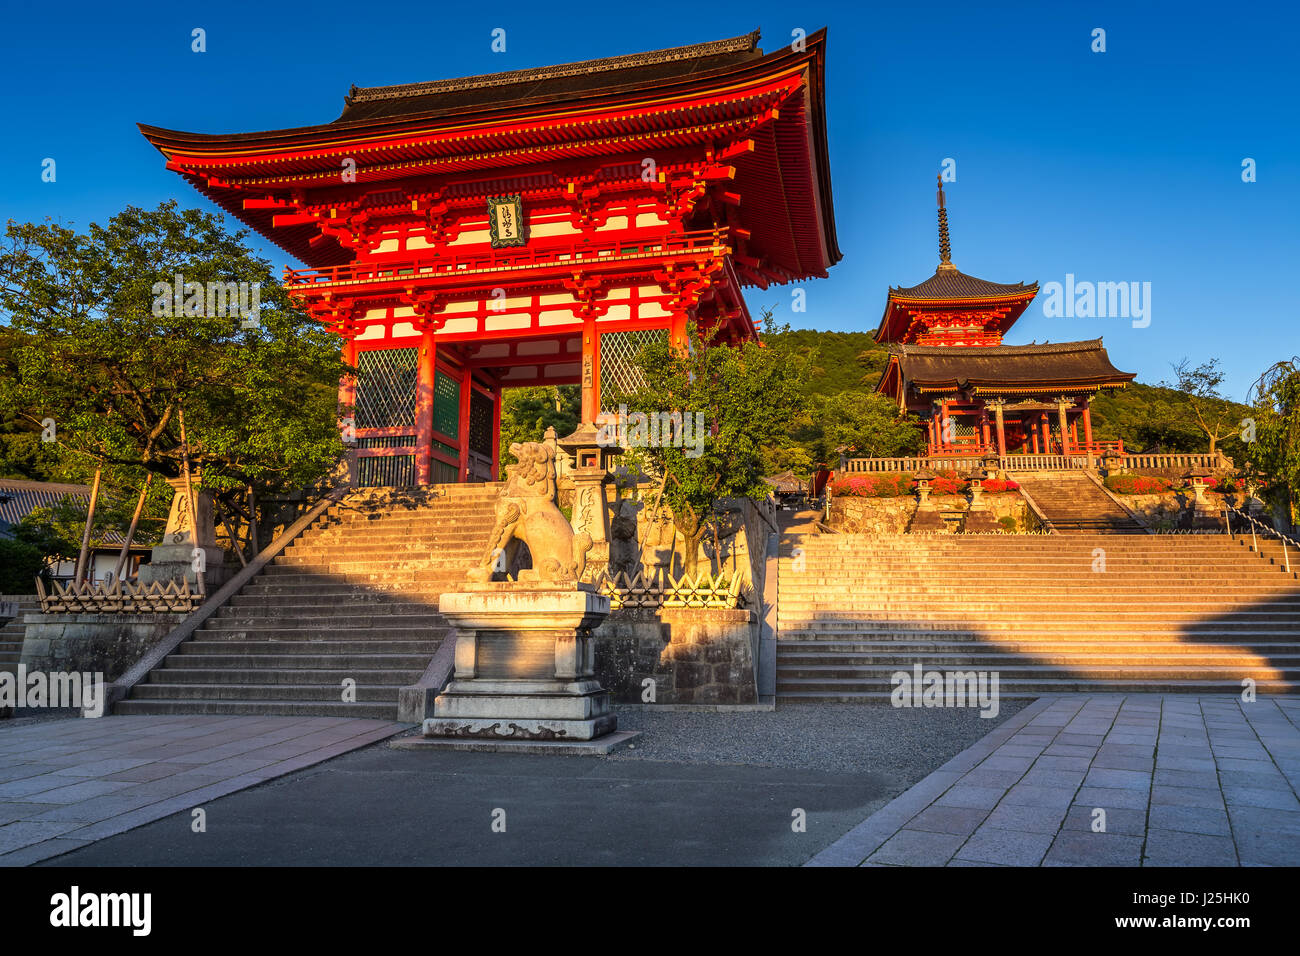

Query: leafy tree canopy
left=610, top=314, right=810, bottom=574
left=0, top=202, right=346, bottom=511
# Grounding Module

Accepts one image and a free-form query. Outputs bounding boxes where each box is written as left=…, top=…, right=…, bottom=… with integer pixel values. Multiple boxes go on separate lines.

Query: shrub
left=0, top=537, right=45, bottom=593
left=998, top=515, right=1017, bottom=533
left=830, top=473, right=915, bottom=498
left=983, top=479, right=1020, bottom=494
left=1104, top=474, right=1173, bottom=495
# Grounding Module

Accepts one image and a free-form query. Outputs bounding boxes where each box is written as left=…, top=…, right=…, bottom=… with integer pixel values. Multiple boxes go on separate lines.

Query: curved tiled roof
left=339, top=31, right=763, bottom=123
left=892, top=339, right=1135, bottom=391
left=890, top=266, right=1037, bottom=301
left=0, top=478, right=155, bottom=546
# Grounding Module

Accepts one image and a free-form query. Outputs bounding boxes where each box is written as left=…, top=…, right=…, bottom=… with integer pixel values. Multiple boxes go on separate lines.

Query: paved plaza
left=809, top=695, right=1300, bottom=867
left=0, top=715, right=405, bottom=865
left=1, top=696, right=1298, bottom=866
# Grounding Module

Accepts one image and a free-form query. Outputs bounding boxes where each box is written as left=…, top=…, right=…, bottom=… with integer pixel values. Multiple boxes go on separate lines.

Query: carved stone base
left=424, top=583, right=617, bottom=742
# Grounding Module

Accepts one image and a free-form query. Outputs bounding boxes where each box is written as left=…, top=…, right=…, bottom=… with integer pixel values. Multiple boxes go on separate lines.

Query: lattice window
left=600, top=328, right=667, bottom=407
left=356, top=435, right=414, bottom=449
left=356, top=348, right=417, bottom=429
left=434, top=370, right=460, bottom=439
left=357, top=455, right=415, bottom=487
left=469, top=390, right=494, bottom=458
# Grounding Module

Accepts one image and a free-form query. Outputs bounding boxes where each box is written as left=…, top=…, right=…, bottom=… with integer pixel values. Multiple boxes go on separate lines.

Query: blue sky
left=2, top=0, right=1295, bottom=400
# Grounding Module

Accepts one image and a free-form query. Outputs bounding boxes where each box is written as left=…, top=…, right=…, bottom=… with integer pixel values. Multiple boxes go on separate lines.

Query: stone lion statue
left=468, top=441, right=593, bottom=583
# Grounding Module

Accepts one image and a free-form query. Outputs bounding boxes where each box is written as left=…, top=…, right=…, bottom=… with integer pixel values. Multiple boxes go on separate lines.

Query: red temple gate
left=141, top=30, right=840, bottom=484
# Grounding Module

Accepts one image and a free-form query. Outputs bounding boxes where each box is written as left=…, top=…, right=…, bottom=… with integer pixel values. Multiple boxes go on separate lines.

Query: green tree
left=812, top=390, right=926, bottom=461
left=610, top=314, right=809, bottom=575
left=0, top=537, right=45, bottom=593
left=1162, top=358, right=1237, bottom=455
left=0, top=202, right=346, bottom=525
left=498, top=385, right=580, bottom=466
left=1249, top=358, right=1300, bottom=529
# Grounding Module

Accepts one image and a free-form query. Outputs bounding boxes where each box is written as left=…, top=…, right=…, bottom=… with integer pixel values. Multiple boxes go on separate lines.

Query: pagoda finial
left=937, top=173, right=956, bottom=272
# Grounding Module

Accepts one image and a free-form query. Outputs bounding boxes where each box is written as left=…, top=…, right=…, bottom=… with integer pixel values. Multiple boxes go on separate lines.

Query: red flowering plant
left=1104, top=474, right=1174, bottom=495
left=927, top=470, right=969, bottom=496
left=981, top=478, right=1020, bottom=494
left=829, top=473, right=914, bottom=498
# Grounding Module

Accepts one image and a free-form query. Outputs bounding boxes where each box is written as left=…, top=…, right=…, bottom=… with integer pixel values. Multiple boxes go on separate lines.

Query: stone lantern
left=967, top=467, right=985, bottom=508
left=914, top=468, right=937, bottom=508
left=1182, top=466, right=1216, bottom=516
left=558, top=421, right=622, bottom=573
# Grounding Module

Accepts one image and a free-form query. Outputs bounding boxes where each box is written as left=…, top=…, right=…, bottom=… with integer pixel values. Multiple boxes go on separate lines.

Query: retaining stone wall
left=21, top=613, right=187, bottom=680
left=594, top=606, right=757, bottom=705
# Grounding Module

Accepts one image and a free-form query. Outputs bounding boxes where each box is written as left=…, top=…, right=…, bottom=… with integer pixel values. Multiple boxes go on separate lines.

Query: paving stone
left=1154, top=755, right=1218, bottom=772
left=903, top=804, right=989, bottom=837
left=1146, top=804, right=1231, bottom=837
left=1043, top=830, right=1143, bottom=867
left=1232, top=827, right=1300, bottom=867
left=953, top=769, right=1024, bottom=790
left=1043, top=744, right=1098, bottom=758
left=1031, top=755, right=1092, bottom=772
left=867, top=828, right=966, bottom=866
left=1062, top=803, right=1147, bottom=836
left=954, top=826, right=1055, bottom=866
left=1016, top=768, right=1086, bottom=789
left=1154, top=768, right=1221, bottom=790
left=20, top=779, right=135, bottom=805
left=935, top=785, right=1007, bottom=811
left=982, top=803, right=1068, bottom=834
left=1226, top=805, right=1300, bottom=836
left=1083, top=767, right=1151, bottom=791
left=1142, top=828, right=1238, bottom=866
left=1220, top=785, right=1300, bottom=812
left=0, top=819, right=86, bottom=855
left=0, top=837, right=92, bottom=866
left=1001, top=784, right=1077, bottom=809
left=1149, top=785, right=1225, bottom=810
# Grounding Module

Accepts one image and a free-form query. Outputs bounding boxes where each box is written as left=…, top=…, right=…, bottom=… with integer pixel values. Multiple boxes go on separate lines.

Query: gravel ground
left=609, top=700, right=1028, bottom=775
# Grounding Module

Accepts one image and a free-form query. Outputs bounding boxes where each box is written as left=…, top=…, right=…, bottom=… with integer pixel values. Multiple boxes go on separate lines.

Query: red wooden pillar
left=980, top=410, right=991, bottom=451
left=415, top=329, right=437, bottom=485
left=1039, top=414, right=1050, bottom=454
left=1082, top=401, right=1094, bottom=451
left=581, top=318, right=601, bottom=424
left=993, top=403, right=1007, bottom=456
left=491, top=387, right=501, bottom=481
left=457, top=367, right=472, bottom=481
left=339, top=337, right=358, bottom=413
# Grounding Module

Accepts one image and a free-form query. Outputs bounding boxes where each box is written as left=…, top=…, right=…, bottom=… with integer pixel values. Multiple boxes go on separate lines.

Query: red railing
left=283, top=230, right=730, bottom=287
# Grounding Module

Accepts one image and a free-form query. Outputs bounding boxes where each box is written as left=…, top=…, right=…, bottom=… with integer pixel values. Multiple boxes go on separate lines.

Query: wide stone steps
left=175, top=642, right=439, bottom=658
left=193, top=624, right=450, bottom=640
left=117, top=486, right=496, bottom=718
left=777, top=647, right=1300, bottom=666
left=114, top=698, right=401, bottom=718
left=129, top=682, right=406, bottom=702
left=776, top=680, right=1300, bottom=701
left=775, top=528, right=1300, bottom=700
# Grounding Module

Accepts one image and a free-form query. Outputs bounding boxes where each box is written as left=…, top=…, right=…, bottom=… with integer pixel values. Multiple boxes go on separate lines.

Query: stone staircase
left=115, top=484, right=500, bottom=718
left=1014, top=473, right=1146, bottom=533
left=776, top=533, right=1300, bottom=700
left=0, top=596, right=37, bottom=677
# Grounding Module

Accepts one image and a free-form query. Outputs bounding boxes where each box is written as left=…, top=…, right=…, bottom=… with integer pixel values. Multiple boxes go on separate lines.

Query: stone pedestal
left=138, top=476, right=230, bottom=588
left=424, top=583, right=617, bottom=741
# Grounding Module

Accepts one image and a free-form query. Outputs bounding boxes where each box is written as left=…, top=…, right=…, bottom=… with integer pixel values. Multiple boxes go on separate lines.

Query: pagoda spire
left=936, top=173, right=957, bottom=273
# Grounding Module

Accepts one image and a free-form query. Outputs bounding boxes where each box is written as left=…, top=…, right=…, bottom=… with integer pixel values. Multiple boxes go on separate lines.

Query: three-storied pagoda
left=874, top=179, right=1134, bottom=457
left=140, top=30, right=839, bottom=485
